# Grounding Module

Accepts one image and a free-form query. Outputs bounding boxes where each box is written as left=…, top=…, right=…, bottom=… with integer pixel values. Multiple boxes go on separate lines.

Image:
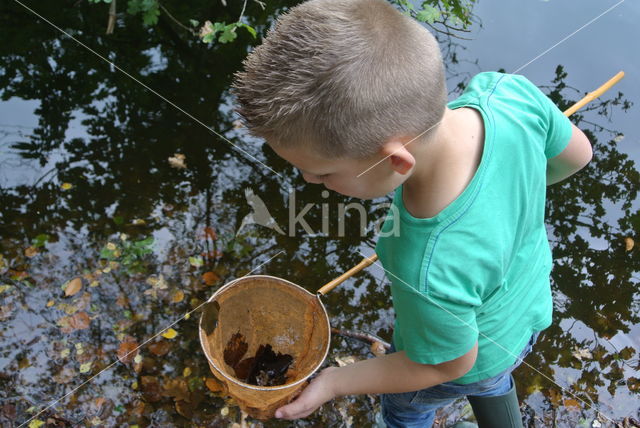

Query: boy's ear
left=380, top=141, right=415, bottom=175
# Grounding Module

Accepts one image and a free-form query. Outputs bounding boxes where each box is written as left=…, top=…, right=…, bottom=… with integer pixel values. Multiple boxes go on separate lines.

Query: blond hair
left=232, top=0, right=447, bottom=159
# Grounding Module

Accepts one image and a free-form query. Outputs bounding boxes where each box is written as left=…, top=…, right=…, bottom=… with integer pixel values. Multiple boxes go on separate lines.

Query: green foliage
left=199, top=21, right=257, bottom=44
left=32, top=234, right=49, bottom=248
left=127, top=0, right=160, bottom=27
left=100, top=236, right=154, bottom=272
left=395, top=0, right=475, bottom=28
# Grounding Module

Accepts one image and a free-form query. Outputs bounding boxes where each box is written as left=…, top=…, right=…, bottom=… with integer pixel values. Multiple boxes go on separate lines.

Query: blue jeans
left=381, top=332, right=539, bottom=428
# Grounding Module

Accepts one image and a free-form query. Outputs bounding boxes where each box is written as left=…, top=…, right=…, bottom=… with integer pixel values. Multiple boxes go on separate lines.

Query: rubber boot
left=467, top=375, right=523, bottom=428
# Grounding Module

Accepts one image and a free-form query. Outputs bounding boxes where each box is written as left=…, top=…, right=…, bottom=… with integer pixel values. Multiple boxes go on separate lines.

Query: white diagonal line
left=12, top=0, right=284, bottom=180
left=18, top=250, right=285, bottom=428
left=360, top=250, right=615, bottom=424
left=355, top=119, right=442, bottom=178
left=356, top=0, right=625, bottom=178
left=512, top=0, right=625, bottom=74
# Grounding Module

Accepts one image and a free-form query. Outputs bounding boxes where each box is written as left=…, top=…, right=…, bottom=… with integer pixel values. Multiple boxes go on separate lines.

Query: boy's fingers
left=275, top=400, right=306, bottom=419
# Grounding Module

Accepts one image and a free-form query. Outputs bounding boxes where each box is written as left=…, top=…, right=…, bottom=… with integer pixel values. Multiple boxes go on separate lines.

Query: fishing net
left=199, top=275, right=330, bottom=420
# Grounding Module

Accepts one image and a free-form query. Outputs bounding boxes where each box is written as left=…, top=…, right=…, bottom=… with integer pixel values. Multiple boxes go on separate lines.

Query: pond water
left=1, top=0, right=638, bottom=427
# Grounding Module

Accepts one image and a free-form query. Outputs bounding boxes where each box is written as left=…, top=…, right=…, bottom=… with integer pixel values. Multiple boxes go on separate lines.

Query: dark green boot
left=467, top=375, right=523, bottom=428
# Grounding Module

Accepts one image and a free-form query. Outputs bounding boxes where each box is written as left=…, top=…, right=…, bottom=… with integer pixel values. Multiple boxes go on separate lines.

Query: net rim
left=198, top=274, right=331, bottom=391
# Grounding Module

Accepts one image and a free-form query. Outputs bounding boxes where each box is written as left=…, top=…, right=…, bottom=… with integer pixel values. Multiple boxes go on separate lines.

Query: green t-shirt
left=375, top=72, right=573, bottom=384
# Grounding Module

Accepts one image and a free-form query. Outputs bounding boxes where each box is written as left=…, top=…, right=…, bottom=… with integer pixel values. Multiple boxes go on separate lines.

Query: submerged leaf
left=224, top=332, right=248, bottom=369
left=117, top=341, right=139, bottom=363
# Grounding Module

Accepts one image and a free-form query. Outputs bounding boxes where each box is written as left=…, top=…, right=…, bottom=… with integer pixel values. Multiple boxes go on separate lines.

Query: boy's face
left=269, top=144, right=412, bottom=200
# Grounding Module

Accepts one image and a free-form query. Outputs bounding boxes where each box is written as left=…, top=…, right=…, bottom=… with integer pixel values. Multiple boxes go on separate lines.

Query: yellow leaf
left=90, top=280, right=99, bottom=287
left=61, top=182, right=73, bottom=190
left=184, top=313, right=190, bottom=320
left=46, top=300, right=55, bottom=307
left=60, top=348, right=70, bottom=358
left=79, top=361, right=92, bottom=373
left=0, top=285, right=11, bottom=294
left=183, top=367, right=192, bottom=377
left=172, top=290, right=185, bottom=303
left=162, top=328, right=178, bottom=339
left=625, top=237, right=634, bottom=252
left=64, top=277, right=83, bottom=297
left=106, top=242, right=117, bottom=251
left=28, top=420, right=45, bottom=428
left=220, top=406, right=229, bottom=416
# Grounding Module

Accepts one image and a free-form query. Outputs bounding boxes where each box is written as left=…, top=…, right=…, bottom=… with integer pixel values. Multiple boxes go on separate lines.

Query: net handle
left=317, top=253, right=378, bottom=296
left=564, top=71, right=624, bottom=117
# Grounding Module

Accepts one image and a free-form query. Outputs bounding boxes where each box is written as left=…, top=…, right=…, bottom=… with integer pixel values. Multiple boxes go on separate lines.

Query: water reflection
left=0, top=0, right=638, bottom=427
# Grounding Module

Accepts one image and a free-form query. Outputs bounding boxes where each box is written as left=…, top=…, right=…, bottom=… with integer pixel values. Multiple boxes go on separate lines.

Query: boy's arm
left=275, top=342, right=478, bottom=420
left=546, top=124, right=592, bottom=185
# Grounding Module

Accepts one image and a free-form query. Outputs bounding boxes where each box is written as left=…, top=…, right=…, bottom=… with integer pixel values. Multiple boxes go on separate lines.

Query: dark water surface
left=1, top=0, right=638, bottom=427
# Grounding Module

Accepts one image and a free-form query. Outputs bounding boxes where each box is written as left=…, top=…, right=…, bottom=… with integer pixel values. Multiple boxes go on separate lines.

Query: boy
left=232, top=0, right=592, bottom=426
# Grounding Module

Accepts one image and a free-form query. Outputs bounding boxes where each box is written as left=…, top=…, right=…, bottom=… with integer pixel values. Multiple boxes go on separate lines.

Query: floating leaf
left=61, top=182, right=73, bottom=190
left=0, top=285, right=12, bottom=294
left=335, top=356, right=357, bottom=367
left=625, top=237, right=634, bottom=252
left=205, top=377, right=224, bottom=393
left=201, top=301, right=220, bottom=336
left=60, top=348, right=70, bottom=358
left=563, top=398, right=581, bottom=410
left=58, top=311, right=91, bottom=333
left=202, top=271, right=220, bottom=285
left=370, top=341, right=386, bottom=357
left=572, top=346, right=593, bottom=361
left=162, top=328, right=178, bottom=339
left=168, top=153, right=187, bottom=169
left=134, top=354, right=143, bottom=364
left=106, top=242, right=117, bottom=251
left=79, top=361, right=92, bottom=374
left=220, top=406, right=229, bottom=416
left=64, top=277, right=83, bottom=297
left=24, top=246, right=38, bottom=258
left=46, top=300, right=55, bottom=307
left=172, top=290, right=185, bottom=303
left=183, top=367, right=192, bottom=377
left=28, top=419, right=45, bottom=428
left=189, top=256, right=203, bottom=267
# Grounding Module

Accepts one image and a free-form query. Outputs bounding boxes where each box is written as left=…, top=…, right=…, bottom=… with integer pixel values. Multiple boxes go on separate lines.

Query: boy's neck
left=402, top=107, right=485, bottom=218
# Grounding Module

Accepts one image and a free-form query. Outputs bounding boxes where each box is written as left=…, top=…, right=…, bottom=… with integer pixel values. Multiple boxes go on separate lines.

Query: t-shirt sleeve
left=391, top=280, right=478, bottom=365
left=508, top=74, right=574, bottom=159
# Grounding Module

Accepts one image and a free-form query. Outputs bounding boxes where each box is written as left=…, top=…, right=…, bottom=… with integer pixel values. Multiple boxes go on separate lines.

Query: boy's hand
left=275, top=367, right=338, bottom=420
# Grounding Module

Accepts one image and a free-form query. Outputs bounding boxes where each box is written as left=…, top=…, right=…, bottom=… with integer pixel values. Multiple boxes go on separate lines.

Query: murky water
left=1, top=0, right=638, bottom=427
